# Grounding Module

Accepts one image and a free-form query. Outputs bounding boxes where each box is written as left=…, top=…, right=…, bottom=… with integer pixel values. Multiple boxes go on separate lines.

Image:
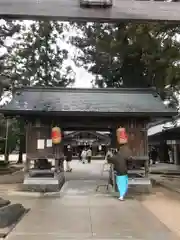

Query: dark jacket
left=108, top=145, right=132, bottom=176
left=66, top=150, right=72, bottom=162
left=150, top=149, right=158, bottom=160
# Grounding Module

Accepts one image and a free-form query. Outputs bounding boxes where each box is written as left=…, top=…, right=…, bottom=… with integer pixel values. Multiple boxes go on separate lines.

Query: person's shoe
left=118, top=196, right=124, bottom=201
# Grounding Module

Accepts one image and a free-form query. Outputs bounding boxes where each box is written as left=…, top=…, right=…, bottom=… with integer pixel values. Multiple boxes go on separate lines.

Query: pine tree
left=0, top=20, right=21, bottom=95
left=71, top=22, right=180, bottom=107
left=9, top=20, right=75, bottom=87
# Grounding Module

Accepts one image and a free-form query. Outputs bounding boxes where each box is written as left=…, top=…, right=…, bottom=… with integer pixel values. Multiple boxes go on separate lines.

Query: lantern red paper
left=116, top=127, right=128, bottom=145
left=51, top=127, right=61, bottom=144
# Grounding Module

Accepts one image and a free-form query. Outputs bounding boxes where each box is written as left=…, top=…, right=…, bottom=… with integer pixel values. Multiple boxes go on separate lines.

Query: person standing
left=81, top=148, right=87, bottom=164
left=66, top=145, right=72, bottom=172
left=105, top=149, right=113, bottom=162
left=78, top=150, right=82, bottom=162
left=168, top=147, right=174, bottom=164
left=150, top=147, right=158, bottom=164
left=108, top=144, right=131, bottom=201
left=87, top=148, right=92, bottom=163
left=108, top=128, right=132, bottom=201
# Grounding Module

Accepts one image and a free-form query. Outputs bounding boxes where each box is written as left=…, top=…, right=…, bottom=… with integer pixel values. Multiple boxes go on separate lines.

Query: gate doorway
left=0, top=87, right=175, bottom=191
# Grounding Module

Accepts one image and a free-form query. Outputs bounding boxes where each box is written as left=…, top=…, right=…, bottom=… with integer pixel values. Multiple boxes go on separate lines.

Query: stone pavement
left=141, top=186, right=180, bottom=239
left=4, top=161, right=180, bottom=240
left=150, top=163, right=180, bottom=174
left=150, top=163, right=180, bottom=194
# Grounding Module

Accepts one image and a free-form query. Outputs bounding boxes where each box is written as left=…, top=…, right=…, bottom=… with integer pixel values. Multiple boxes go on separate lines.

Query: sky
left=59, top=40, right=93, bottom=88
left=58, top=38, right=93, bottom=88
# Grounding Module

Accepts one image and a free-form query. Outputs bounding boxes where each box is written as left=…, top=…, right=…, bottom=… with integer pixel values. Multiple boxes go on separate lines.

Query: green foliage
left=71, top=22, right=180, bottom=107
left=7, top=21, right=75, bottom=87
left=0, top=20, right=21, bottom=94
left=0, top=20, right=76, bottom=161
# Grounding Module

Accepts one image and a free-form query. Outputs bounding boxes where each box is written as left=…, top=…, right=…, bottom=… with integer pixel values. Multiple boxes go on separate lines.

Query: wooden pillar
left=54, top=145, right=59, bottom=171
left=174, top=142, right=178, bottom=165
left=4, top=119, right=9, bottom=162
left=24, top=121, right=30, bottom=176
left=54, top=144, right=64, bottom=173
left=110, top=128, right=117, bottom=149
left=24, top=158, right=31, bottom=177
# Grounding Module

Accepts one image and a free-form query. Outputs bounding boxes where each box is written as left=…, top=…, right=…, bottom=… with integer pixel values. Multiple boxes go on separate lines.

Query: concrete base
left=129, top=177, right=151, bottom=186
left=111, top=178, right=152, bottom=194
left=22, top=173, right=65, bottom=192
left=29, top=169, right=55, bottom=177
left=129, top=178, right=152, bottom=193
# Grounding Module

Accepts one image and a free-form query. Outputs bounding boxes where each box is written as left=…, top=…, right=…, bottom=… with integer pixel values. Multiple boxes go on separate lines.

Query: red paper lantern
left=51, top=127, right=62, bottom=144
left=116, top=127, right=128, bottom=145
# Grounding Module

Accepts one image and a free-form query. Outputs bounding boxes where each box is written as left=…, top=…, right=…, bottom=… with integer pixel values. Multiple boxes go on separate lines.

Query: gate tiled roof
left=0, top=87, right=176, bottom=117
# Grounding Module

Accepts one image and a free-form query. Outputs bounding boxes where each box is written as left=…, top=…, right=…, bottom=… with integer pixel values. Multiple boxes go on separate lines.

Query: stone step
left=0, top=203, right=26, bottom=228
left=0, top=198, right=10, bottom=208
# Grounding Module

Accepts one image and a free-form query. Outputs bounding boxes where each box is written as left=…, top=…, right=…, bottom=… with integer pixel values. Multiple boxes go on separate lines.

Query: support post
left=110, top=128, right=117, bottom=149
left=4, top=119, right=9, bottom=162
left=109, top=127, right=118, bottom=192
left=144, top=159, right=149, bottom=177
left=24, top=121, right=29, bottom=176
left=173, top=142, right=178, bottom=165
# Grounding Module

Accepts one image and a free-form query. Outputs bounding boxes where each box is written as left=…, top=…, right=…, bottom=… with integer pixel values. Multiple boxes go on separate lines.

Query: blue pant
left=116, top=175, right=128, bottom=198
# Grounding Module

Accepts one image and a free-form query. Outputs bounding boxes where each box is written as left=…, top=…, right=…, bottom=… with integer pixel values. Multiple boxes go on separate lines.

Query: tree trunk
left=17, top=120, right=25, bottom=164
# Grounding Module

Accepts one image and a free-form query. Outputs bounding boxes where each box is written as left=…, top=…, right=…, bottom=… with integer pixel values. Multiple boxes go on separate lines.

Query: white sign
left=46, top=139, right=52, bottom=147
left=37, top=139, right=45, bottom=149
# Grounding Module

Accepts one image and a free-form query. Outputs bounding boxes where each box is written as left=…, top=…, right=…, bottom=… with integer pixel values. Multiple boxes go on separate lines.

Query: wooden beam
left=1, top=0, right=180, bottom=22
